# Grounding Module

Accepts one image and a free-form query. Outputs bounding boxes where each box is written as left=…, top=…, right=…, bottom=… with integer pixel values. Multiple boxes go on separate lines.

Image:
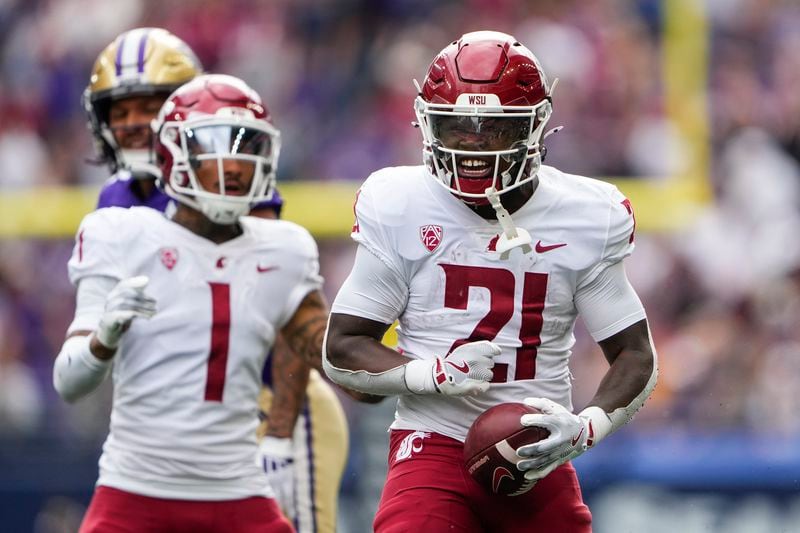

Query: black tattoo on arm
left=265, top=334, right=309, bottom=438
left=282, top=290, right=329, bottom=374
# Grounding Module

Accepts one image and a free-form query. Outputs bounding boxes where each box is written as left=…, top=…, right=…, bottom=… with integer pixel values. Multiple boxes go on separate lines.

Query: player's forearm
left=89, top=332, right=118, bottom=360
left=323, top=337, right=416, bottom=395
left=326, top=330, right=411, bottom=373
left=282, top=290, right=328, bottom=373
left=589, top=347, right=656, bottom=414
left=322, top=329, right=390, bottom=402
left=265, top=337, right=310, bottom=438
left=585, top=320, right=658, bottom=441
left=324, top=313, right=420, bottom=395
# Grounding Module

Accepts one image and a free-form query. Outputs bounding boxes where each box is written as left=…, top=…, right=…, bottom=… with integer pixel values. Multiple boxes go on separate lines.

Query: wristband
left=578, top=406, right=613, bottom=448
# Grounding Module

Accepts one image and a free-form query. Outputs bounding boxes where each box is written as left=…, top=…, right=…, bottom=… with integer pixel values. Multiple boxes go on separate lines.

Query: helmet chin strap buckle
left=485, top=187, right=532, bottom=259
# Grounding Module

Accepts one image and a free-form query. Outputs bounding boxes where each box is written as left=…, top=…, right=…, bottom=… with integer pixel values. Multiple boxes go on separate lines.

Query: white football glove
left=95, top=276, right=157, bottom=349
left=405, top=340, right=500, bottom=396
left=258, top=436, right=295, bottom=520
left=515, top=397, right=591, bottom=482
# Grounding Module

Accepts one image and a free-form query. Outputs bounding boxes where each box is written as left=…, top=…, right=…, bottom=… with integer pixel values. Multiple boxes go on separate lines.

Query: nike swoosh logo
left=446, top=360, right=470, bottom=374
left=586, top=420, right=595, bottom=447
left=492, top=466, right=514, bottom=494
left=535, top=241, right=567, bottom=253
left=571, top=426, right=585, bottom=446
left=257, top=265, right=279, bottom=273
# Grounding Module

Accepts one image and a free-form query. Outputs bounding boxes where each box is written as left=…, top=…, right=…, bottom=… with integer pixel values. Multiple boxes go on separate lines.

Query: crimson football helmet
left=153, top=74, right=281, bottom=224
left=415, top=31, right=554, bottom=203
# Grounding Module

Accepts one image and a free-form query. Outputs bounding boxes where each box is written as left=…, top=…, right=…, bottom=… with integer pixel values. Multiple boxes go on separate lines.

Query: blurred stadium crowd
left=2, top=0, right=800, bottom=531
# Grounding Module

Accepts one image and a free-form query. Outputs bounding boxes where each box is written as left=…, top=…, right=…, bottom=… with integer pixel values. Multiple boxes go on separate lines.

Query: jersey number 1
left=441, top=264, right=547, bottom=382
left=206, top=282, right=231, bottom=401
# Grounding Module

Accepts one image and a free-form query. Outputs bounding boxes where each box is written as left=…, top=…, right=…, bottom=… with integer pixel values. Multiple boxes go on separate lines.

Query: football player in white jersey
left=323, top=31, right=658, bottom=532
left=53, top=74, right=331, bottom=532
left=84, top=29, right=353, bottom=532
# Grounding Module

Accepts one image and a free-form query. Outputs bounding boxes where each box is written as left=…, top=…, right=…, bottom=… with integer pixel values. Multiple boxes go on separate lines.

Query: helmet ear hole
left=537, top=103, right=550, bottom=120
left=175, top=172, right=190, bottom=187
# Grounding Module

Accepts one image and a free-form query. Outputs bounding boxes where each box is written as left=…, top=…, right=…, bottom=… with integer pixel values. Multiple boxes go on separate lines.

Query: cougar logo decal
left=395, top=431, right=431, bottom=462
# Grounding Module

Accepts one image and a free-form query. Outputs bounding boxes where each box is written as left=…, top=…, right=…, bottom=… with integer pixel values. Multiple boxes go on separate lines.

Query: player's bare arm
left=290, top=306, right=388, bottom=402
left=325, top=312, right=499, bottom=397
left=265, top=334, right=310, bottom=438
left=325, top=313, right=409, bottom=400
left=326, top=313, right=402, bottom=373
left=287, top=300, right=386, bottom=403
left=591, top=318, right=655, bottom=413
left=281, top=289, right=330, bottom=373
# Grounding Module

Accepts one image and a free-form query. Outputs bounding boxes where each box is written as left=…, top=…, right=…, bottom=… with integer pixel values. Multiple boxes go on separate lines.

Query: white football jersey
left=67, top=206, right=322, bottom=500
left=337, top=165, right=642, bottom=441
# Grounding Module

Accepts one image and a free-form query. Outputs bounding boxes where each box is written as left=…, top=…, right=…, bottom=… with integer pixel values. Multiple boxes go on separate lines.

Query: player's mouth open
left=456, top=157, right=492, bottom=179
left=223, top=181, right=246, bottom=195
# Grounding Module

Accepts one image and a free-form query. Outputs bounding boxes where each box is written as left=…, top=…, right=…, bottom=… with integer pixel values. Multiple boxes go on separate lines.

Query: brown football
left=463, top=402, right=550, bottom=496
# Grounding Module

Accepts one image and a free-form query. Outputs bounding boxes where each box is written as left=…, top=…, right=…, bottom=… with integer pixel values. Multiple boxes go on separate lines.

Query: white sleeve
left=349, top=176, right=406, bottom=276
left=67, top=276, right=117, bottom=334
left=68, top=209, right=128, bottom=285
left=53, top=334, right=112, bottom=403
left=575, top=260, right=646, bottom=341
left=278, top=226, right=324, bottom=328
left=55, top=275, right=118, bottom=402
left=331, top=244, right=408, bottom=324
left=323, top=244, right=416, bottom=395
left=578, top=187, right=636, bottom=287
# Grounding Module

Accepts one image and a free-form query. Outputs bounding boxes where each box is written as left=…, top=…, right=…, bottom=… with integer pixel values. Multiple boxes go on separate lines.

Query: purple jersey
left=96, top=173, right=171, bottom=211
left=96, top=172, right=284, bottom=216
left=252, top=195, right=284, bottom=217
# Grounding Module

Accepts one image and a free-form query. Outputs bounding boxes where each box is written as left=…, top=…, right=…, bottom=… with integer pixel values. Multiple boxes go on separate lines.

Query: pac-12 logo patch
left=420, top=224, right=443, bottom=252
left=159, top=247, right=179, bottom=270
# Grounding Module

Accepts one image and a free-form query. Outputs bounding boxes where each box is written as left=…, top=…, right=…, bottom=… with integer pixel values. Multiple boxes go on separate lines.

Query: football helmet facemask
left=153, top=74, right=281, bottom=225
left=415, top=31, right=554, bottom=205
left=84, top=27, right=202, bottom=178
